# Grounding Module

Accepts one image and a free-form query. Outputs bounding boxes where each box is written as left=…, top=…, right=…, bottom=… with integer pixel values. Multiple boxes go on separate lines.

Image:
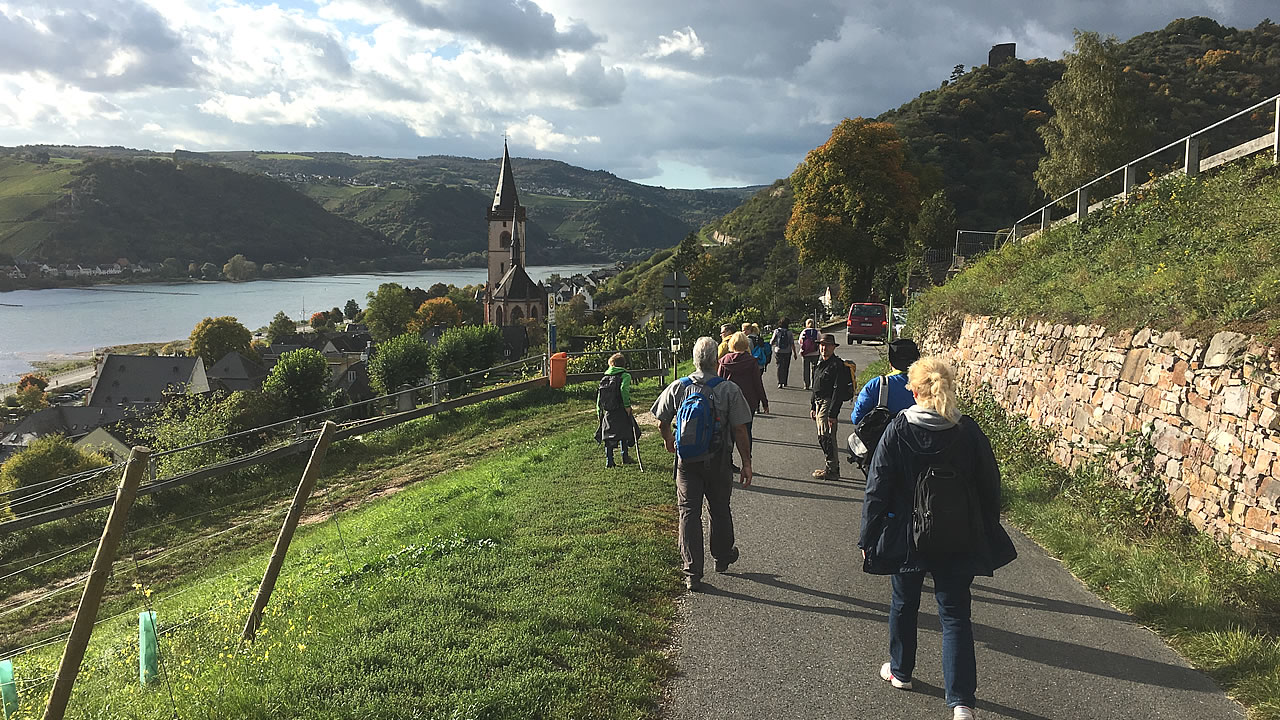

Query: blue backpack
left=750, top=342, right=770, bottom=368
left=675, top=376, right=726, bottom=462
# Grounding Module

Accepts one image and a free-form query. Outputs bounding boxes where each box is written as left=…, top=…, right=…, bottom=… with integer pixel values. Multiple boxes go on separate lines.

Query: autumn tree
left=364, top=283, right=415, bottom=342
left=786, top=117, right=921, bottom=302
left=222, top=254, right=259, bottom=282
left=267, top=311, right=296, bottom=344
left=407, top=297, right=463, bottom=334
left=309, top=311, right=333, bottom=331
left=1035, top=30, right=1152, bottom=199
left=189, top=316, right=252, bottom=366
left=15, top=373, right=49, bottom=412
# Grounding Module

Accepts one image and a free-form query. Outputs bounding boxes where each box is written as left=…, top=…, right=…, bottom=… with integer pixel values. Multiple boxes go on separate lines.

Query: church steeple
left=491, top=141, right=520, bottom=216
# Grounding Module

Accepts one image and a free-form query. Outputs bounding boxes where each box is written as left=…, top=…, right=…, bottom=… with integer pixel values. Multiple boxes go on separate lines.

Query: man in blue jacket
left=851, top=339, right=920, bottom=425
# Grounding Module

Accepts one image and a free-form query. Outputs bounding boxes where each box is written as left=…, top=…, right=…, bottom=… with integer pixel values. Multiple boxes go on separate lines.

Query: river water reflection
left=0, top=264, right=599, bottom=383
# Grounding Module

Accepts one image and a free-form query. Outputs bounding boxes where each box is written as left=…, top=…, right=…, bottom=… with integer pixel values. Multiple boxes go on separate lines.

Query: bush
left=567, top=317, right=665, bottom=374
left=0, top=435, right=111, bottom=518
left=263, top=348, right=330, bottom=417
left=430, top=325, right=504, bottom=381
left=368, top=333, right=433, bottom=395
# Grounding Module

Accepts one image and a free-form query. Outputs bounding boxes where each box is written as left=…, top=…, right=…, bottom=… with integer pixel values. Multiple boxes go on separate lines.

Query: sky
left=0, top=1, right=1273, bottom=189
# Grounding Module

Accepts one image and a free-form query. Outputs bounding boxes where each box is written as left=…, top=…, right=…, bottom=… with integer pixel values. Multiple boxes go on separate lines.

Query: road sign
left=663, top=302, right=690, bottom=332
left=662, top=271, right=691, bottom=300
left=546, top=292, right=557, bottom=324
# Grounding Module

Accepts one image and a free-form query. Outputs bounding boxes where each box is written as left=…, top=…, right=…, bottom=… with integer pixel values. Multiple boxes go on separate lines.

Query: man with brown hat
left=809, top=333, right=855, bottom=480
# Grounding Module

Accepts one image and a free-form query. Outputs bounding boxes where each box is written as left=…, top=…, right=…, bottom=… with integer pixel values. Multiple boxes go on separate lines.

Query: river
left=0, top=265, right=599, bottom=384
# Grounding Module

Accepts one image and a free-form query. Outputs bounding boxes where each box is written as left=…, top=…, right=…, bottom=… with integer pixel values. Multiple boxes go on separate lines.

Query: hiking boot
left=952, top=707, right=975, bottom=720
left=879, top=662, right=912, bottom=690
left=714, top=547, right=739, bottom=573
left=606, top=458, right=616, bottom=468
left=684, top=576, right=702, bottom=592
left=621, top=454, right=635, bottom=465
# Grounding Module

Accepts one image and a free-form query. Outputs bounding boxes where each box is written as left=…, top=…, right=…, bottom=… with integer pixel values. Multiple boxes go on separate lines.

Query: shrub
left=431, top=325, right=504, bottom=381
left=263, top=348, right=330, bottom=417
left=368, top=333, right=433, bottom=395
left=0, top=435, right=111, bottom=518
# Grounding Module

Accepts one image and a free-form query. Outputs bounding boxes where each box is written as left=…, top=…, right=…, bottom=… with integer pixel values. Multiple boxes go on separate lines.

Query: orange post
left=549, top=352, right=568, bottom=389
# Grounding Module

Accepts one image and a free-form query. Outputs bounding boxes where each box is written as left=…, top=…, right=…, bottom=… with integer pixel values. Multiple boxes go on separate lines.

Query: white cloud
left=646, top=27, right=705, bottom=59
left=506, top=114, right=600, bottom=151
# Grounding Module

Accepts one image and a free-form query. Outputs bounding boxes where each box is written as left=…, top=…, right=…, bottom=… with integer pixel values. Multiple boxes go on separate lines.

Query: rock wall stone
left=919, top=315, right=1280, bottom=562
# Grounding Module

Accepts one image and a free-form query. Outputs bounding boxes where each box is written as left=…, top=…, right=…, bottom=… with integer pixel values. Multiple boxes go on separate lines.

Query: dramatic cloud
left=0, top=0, right=1273, bottom=187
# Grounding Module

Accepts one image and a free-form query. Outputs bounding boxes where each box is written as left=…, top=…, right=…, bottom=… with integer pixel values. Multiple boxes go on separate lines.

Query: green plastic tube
left=139, top=611, right=159, bottom=686
left=0, top=659, right=17, bottom=719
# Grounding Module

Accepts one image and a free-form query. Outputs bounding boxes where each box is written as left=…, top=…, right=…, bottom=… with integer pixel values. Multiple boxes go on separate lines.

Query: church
left=484, top=143, right=546, bottom=326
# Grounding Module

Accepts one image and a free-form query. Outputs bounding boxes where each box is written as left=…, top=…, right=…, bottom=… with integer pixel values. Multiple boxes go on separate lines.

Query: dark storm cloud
left=367, top=0, right=602, bottom=58
left=0, top=0, right=198, bottom=90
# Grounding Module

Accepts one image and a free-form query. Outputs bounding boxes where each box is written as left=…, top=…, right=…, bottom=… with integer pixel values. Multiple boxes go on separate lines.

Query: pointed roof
left=493, top=264, right=542, bottom=302
left=491, top=142, right=520, bottom=216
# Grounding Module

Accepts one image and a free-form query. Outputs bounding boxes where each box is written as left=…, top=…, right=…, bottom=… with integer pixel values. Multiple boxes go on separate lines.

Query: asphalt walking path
left=666, top=343, right=1244, bottom=720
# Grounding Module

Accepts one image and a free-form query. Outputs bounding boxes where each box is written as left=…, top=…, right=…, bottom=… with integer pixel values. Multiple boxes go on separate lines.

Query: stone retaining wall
left=920, top=315, right=1280, bottom=561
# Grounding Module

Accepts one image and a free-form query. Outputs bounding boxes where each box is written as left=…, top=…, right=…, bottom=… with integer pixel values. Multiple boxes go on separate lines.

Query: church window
left=499, top=231, right=511, bottom=248
left=511, top=306, right=524, bottom=322
left=496, top=307, right=504, bottom=325
left=500, top=262, right=505, bottom=275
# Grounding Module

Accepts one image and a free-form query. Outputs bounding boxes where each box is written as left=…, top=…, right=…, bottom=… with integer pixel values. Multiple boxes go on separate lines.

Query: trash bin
left=549, top=352, right=568, bottom=389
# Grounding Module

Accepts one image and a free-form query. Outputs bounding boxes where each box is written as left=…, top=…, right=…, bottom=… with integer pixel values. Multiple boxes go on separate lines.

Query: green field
left=255, top=153, right=314, bottom=161
left=0, top=158, right=78, bottom=257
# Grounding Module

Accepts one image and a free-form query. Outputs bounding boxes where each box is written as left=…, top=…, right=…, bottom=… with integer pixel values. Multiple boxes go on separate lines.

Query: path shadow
left=754, top=437, right=820, bottom=450
left=968, top=582, right=1131, bottom=622
left=751, top=472, right=864, bottom=490
left=740, top=482, right=861, bottom=504
left=909, top=679, right=1055, bottom=720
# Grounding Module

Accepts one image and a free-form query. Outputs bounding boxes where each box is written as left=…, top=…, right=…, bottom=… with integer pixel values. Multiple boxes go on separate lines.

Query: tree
left=309, top=311, right=332, bottom=331
left=222, top=254, right=259, bottom=282
left=673, top=232, right=701, bottom=274
left=161, top=257, right=184, bottom=277
left=431, top=325, right=504, bottom=380
left=328, top=307, right=345, bottom=326
left=160, top=341, right=187, bottom=356
left=267, top=311, right=296, bottom=344
left=199, top=262, right=221, bottom=280
left=786, top=117, right=921, bottom=302
left=0, top=435, right=110, bottom=517
left=262, top=348, right=330, bottom=417
left=343, top=299, right=361, bottom=320
left=364, top=283, right=415, bottom=342
left=407, top=297, right=463, bottom=333
left=189, top=316, right=252, bottom=366
left=15, top=374, right=49, bottom=411
left=1034, top=31, right=1152, bottom=199
left=367, top=333, right=433, bottom=395
left=905, top=190, right=957, bottom=285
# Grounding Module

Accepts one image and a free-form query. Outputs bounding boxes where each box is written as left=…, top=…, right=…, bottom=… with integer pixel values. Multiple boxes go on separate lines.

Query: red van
left=846, top=303, right=888, bottom=344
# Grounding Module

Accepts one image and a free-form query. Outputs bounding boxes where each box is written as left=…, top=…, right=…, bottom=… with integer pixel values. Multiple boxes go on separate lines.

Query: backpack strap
left=877, top=375, right=889, bottom=408
left=681, top=376, right=725, bottom=389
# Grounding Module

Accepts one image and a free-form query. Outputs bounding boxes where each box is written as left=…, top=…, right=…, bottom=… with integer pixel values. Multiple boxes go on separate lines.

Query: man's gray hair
left=693, top=336, right=719, bottom=374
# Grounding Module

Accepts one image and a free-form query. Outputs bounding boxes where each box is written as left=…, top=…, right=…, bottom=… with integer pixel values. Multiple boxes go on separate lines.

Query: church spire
left=491, top=141, right=520, bottom=216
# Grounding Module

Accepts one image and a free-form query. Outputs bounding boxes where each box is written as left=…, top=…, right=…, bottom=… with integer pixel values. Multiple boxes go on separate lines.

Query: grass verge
left=964, top=388, right=1280, bottom=719
left=4, top=382, right=679, bottom=719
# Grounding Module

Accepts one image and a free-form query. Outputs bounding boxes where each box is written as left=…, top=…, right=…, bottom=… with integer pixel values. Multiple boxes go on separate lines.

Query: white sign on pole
left=546, top=293, right=557, bottom=324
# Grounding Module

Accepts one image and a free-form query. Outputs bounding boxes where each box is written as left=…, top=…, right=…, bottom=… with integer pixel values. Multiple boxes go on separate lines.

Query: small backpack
left=750, top=341, right=770, bottom=368
left=598, top=374, right=624, bottom=412
left=852, top=376, right=893, bottom=466
left=800, top=328, right=818, bottom=354
left=674, top=376, right=726, bottom=462
left=771, top=327, right=793, bottom=352
left=912, top=440, right=983, bottom=554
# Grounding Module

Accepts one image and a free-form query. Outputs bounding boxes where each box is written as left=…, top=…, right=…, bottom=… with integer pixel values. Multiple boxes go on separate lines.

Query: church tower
left=484, top=143, right=544, bottom=326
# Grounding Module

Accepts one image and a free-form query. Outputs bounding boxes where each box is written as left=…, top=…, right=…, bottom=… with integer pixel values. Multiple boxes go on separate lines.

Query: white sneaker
left=879, top=662, right=912, bottom=690
left=953, top=706, right=975, bottom=720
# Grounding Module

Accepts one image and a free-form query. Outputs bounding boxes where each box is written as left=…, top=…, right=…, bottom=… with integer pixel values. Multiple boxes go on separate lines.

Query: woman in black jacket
left=859, top=356, right=1016, bottom=720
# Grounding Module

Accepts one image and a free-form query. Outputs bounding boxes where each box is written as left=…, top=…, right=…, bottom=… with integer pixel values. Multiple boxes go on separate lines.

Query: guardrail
left=953, top=92, right=1280, bottom=253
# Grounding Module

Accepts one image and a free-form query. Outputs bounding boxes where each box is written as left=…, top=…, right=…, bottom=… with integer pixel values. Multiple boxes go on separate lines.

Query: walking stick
left=632, top=417, right=645, bottom=473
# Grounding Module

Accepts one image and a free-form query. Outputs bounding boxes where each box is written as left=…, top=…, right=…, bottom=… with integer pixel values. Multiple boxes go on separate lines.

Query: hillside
left=0, top=155, right=394, bottom=268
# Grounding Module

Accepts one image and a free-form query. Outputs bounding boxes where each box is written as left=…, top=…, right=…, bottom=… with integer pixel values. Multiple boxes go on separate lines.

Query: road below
left=665, top=340, right=1243, bottom=719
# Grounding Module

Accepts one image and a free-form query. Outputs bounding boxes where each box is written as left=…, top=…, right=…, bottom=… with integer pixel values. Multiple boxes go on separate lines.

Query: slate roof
left=490, top=142, right=521, bottom=217
left=87, top=354, right=209, bottom=408
left=493, top=264, right=543, bottom=302
left=206, top=351, right=268, bottom=393
left=0, top=406, right=127, bottom=447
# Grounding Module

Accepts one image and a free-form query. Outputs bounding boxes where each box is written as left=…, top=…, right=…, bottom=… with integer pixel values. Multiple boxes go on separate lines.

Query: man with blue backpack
left=652, top=336, right=754, bottom=592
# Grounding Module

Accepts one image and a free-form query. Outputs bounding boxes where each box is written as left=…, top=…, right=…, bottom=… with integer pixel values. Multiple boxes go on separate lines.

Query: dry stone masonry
left=920, top=315, right=1280, bottom=562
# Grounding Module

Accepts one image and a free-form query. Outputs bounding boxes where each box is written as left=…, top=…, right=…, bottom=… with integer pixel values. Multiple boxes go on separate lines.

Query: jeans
left=802, top=354, right=819, bottom=388
left=675, top=457, right=735, bottom=579
left=775, top=353, right=792, bottom=386
left=889, top=571, right=977, bottom=709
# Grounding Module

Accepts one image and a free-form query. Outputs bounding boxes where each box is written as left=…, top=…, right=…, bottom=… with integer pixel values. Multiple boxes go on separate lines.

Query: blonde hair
left=741, top=323, right=752, bottom=334
left=907, top=356, right=962, bottom=424
left=805, top=318, right=815, bottom=328
left=749, top=323, right=761, bottom=336
left=729, top=331, right=751, bottom=353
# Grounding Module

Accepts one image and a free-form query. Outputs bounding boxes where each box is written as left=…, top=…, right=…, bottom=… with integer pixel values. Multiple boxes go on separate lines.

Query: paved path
left=667, top=343, right=1243, bottom=720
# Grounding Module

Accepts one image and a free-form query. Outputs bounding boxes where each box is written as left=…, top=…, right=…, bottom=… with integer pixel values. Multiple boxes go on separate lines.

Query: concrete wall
left=920, top=315, right=1280, bottom=561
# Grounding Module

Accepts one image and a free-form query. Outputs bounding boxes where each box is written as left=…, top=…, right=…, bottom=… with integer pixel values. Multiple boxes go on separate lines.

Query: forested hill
left=881, top=16, right=1280, bottom=229
left=0, top=156, right=393, bottom=267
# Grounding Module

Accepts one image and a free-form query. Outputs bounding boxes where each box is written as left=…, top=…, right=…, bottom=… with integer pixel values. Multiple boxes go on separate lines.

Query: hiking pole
left=632, top=419, right=645, bottom=472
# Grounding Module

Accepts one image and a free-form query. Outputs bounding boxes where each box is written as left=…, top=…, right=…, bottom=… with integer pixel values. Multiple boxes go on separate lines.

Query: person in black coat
left=858, top=356, right=1016, bottom=720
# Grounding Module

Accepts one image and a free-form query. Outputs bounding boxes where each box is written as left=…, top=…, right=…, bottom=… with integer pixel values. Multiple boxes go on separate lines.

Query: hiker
left=799, top=318, right=821, bottom=390
left=596, top=352, right=637, bottom=468
left=809, top=333, right=855, bottom=480
left=859, top=356, right=1017, bottom=720
left=848, top=339, right=920, bottom=469
left=769, top=318, right=798, bottom=389
left=719, top=331, right=769, bottom=469
left=717, top=323, right=736, bottom=359
left=652, top=336, right=753, bottom=592
left=745, top=322, right=771, bottom=375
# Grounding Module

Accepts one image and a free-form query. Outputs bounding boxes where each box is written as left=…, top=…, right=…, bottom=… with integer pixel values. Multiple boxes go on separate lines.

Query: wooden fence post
left=1185, top=135, right=1200, bottom=178
left=42, top=447, right=149, bottom=720
left=241, top=422, right=336, bottom=642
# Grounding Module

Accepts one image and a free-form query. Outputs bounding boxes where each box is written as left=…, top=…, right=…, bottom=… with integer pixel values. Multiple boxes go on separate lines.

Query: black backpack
left=912, top=439, right=983, bottom=554
left=852, top=376, right=893, bottom=465
left=598, top=374, right=624, bottom=412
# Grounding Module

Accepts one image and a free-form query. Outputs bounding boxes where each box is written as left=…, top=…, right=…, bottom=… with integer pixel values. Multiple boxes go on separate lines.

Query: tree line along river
left=0, top=265, right=600, bottom=384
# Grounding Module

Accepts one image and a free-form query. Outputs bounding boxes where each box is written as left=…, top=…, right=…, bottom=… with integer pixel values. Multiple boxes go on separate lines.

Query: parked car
left=846, top=302, right=888, bottom=344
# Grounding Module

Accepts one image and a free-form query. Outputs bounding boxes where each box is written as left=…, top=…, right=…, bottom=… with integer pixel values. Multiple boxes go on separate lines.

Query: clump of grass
left=912, top=156, right=1280, bottom=337
left=965, top=387, right=1280, bottom=718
